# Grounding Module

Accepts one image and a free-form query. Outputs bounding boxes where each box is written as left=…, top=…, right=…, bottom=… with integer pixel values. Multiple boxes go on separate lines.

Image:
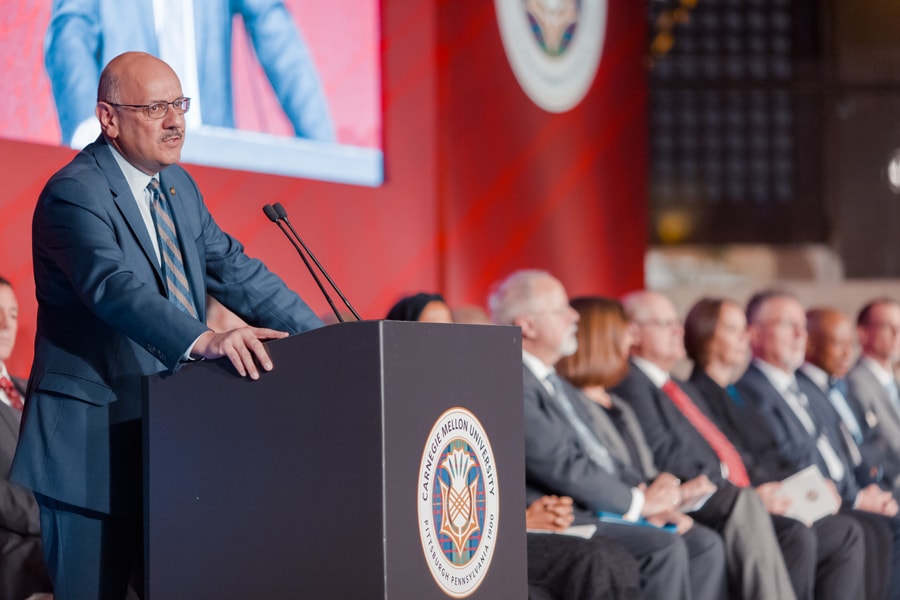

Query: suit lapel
left=92, top=141, right=165, bottom=285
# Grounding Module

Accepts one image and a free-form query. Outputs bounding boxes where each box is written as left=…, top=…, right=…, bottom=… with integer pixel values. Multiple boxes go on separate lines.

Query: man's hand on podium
left=192, top=327, right=289, bottom=379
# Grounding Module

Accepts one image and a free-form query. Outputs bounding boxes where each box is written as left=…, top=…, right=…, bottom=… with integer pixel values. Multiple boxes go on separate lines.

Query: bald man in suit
left=11, top=53, right=323, bottom=599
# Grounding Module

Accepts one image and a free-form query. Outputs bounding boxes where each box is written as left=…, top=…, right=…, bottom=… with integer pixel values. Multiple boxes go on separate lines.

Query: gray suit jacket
left=523, top=365, right=644, bottom=515
left=11, top=138, right=323, bottom=514
left=847, top=360, right=900, bottom=458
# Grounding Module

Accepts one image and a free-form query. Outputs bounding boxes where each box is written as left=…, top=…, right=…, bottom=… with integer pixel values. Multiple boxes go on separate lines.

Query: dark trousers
left=844, top=508, right=897, bottom=600
left=36, top=493, right=143, bottom=600
left=772, top=513, right=866, bottom=600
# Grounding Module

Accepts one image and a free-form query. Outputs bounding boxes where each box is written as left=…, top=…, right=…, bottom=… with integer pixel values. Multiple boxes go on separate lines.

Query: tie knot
left=829, top=377, right=848, bottom=396
left=545, top=372, right=562, bottom=390
left=147, top=177, right=161, bottom=195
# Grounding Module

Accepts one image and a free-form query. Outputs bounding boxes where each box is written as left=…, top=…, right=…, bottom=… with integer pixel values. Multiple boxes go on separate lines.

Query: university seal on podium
left=417, top=407, right=500, bottom=597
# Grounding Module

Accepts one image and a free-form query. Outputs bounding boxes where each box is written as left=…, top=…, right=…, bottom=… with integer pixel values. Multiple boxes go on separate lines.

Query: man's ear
left=515, top=314, right=537, bottom=340
left=96, top=102, right=118, bottom=138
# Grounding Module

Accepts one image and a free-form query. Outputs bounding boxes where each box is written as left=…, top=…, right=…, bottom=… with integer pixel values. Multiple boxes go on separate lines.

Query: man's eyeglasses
left=106, top=97, right=191, bottom=120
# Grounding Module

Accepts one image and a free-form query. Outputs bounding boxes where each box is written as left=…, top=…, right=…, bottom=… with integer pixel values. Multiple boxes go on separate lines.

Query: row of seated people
left=4, top=270, right=898, bottom=600
left=388, top=274, right=900, bottom=600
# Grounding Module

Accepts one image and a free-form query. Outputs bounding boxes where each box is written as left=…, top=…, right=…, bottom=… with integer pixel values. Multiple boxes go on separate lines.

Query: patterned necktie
left=0, top=376, right=23, bottom=411
left=785, top=381, right=846, bottom=481
left=662, top=379, right=750, bottom=487
left=545, top=373, right=617, bottom=475
left=148, top=178, right=197, bottom=318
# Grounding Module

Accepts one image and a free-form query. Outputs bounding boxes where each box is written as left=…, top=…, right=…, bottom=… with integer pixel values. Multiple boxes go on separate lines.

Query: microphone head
left=273, top=203, right=288, bottom=220
left=262, top=204, right=279, bottom=222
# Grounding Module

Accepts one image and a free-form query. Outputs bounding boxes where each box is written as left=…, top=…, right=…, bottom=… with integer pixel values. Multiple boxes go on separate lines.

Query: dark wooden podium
left=144, top=320, right=527, bottom=599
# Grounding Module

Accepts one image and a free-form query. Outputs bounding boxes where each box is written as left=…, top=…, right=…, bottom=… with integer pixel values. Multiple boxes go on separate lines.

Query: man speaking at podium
left=11, top=51, right=323, bottom=600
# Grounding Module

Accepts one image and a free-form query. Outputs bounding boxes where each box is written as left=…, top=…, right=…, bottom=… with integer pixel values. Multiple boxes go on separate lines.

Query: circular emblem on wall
left=494, top=0, right=608, bottom=113
left=417, top=407, right=500, bottom=598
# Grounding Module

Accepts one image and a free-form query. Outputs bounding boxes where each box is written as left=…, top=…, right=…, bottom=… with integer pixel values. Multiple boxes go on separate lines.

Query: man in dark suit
left=488, top=269, right=726, bottom=600
left=735, top=290, right=899, bottom=599
left=0, top=277, right=53, bottom=600
left=803, top=307, right=900, bottom=490
left=612, top=290, right=864, bottom=600
left=10, top=52, right=323, bottom=600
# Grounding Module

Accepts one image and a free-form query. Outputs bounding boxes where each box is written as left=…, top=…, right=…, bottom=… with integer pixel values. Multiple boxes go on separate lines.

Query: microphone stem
left=276, top=220, right=344, bottom=323
left=282, top=218, right=361, bottom=321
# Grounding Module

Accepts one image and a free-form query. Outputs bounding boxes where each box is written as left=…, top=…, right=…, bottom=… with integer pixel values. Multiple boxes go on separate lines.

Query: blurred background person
left=848, top=299, right=900, bottom=468
left=0, top=276, right=53, bottom=600
left=802, top=307, right=900, bottom=491
left=385, top=292, right=452, bottom=323
left=736, top=290, right=897, bottom=599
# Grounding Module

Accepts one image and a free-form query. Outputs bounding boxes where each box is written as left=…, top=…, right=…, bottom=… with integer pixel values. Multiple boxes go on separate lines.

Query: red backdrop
left=0, top=0, right=646, bottom=378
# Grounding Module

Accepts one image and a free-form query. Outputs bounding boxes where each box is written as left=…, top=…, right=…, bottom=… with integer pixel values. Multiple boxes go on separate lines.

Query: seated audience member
left=575, top=293, right=795, bottom=600
left=803, top=307, right=900, bottom=490
left=848, top=299, right=900, bottom=465
left=683, top=297, right=866, bottom=600
left=526, top=495, right=642, bottom=600
left=735, top=290, right=900, bottom=600
left=0, top=277, right=53, bottom=599
left=489, top=270, right=726, bottom=600
left=451, top=304, right=491, bottom=325
left=385, top=293, right=453, bottom=323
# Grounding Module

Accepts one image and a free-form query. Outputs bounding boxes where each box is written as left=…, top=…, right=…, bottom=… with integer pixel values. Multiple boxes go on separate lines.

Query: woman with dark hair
left=683, top=298, right=785, bottom=489
left=385, top=293, right=452, bottom=323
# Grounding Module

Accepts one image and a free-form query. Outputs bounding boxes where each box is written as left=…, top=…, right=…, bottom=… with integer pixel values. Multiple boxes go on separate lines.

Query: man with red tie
left=0, top=276, right=53, bottom=599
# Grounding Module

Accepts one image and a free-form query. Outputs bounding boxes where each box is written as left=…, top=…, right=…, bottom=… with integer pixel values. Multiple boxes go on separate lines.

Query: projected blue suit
left=45, top=0, right=335, bottom=144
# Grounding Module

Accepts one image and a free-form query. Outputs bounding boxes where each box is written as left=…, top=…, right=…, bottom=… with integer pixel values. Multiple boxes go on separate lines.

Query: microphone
left=263, top=203, right=361, bottom=323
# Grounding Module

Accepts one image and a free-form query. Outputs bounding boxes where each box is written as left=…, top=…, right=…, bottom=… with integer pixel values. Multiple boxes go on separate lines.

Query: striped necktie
left=148, top=178, right=197, bottom=318
left=0, top=376, right=23, bottom=411
left=662, top=379, right=750, bottom=487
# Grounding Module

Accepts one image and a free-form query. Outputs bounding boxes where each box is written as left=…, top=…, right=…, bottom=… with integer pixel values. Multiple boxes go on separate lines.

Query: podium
left=144, top=320, right=527, bottom=599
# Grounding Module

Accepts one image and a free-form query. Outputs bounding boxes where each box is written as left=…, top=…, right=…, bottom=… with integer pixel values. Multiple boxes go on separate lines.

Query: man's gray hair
left=488, top=269, right=551, bottom=326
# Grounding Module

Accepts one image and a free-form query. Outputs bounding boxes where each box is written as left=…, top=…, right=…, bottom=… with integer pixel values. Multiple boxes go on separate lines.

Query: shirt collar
left=861, top=355, right=894, bottom=386
left=107, top=143, right=159, bottom=203
left=799, top=362, right=829, bottom=391
left=631, top=355, right=669, bottom=388
left=523, top=350, right=554, bottom=383
left=752, top=357, right=796, bottom=394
